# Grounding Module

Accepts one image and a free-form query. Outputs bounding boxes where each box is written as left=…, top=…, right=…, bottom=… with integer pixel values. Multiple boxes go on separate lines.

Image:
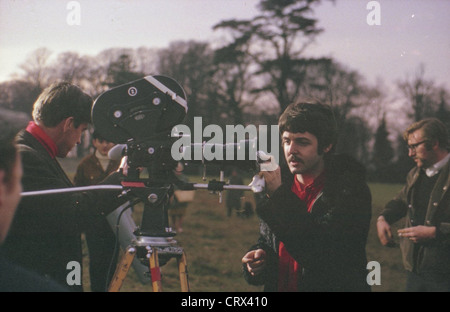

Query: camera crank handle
left=249, top=174, right=265, bottom=193
left=218, top=170, right=225, bottom=204
left=202, top=164, right=207, bottom=181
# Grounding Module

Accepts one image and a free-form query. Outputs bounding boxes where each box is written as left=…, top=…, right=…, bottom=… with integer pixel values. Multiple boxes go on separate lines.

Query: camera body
left=93, top=75, right=187, bottom=145
left=93, top=75, right=264, bottom=237
left=93, top=75, right=188, bottom=179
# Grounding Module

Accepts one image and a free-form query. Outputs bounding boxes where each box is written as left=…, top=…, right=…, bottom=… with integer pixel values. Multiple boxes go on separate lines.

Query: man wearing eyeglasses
left=377, top=118, right=450, bottom=291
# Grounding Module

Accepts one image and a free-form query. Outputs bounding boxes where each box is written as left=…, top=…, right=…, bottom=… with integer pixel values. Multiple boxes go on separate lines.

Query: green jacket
left=381, top=159, right=450, bottom=276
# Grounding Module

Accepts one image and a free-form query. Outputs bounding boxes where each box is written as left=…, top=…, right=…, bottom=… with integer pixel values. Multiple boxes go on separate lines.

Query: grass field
left=60, top=158, right=407, bottom=292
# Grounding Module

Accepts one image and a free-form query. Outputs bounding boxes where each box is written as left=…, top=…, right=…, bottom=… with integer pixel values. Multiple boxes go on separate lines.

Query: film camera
left=92, top=75, right=187, bottom=177
left=93, top=75, right=261, bottom=233
left=92, top=76, right=266, bottom=287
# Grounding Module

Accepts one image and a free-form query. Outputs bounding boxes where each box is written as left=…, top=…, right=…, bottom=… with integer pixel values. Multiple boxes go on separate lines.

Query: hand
left=257, top=153, right=281, bottom=196
left=398, top=225, right=436, bottom=243
left=242, top=249, right=266, bottom=276
left=248, top=174, right=265, bottom=193
left=376, top=216, right=395, bottom=246
left=118, top=156, right=144, bottom=177
left=260, top=165, right=281, bottom=197
left=118, top=156, right=129, bottom=176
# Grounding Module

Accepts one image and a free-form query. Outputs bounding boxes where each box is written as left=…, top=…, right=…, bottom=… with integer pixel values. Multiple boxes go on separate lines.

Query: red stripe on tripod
left=121, top=181, right=146, bottom=187
left=151, top=267, right=161, bottom=281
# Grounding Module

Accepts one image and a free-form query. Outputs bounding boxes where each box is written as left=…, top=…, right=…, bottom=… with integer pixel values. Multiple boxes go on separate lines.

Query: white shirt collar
left=95, top=149, right=109, bottom=161
left=425, top=153, right=450, bottom=177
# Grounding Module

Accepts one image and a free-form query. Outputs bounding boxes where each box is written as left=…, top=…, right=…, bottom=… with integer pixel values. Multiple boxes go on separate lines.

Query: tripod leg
left=178, top=251, right=190, bottom=292
left=148, top=247, right=163, bottom=292
left=108, top=246, right=136, bottom=292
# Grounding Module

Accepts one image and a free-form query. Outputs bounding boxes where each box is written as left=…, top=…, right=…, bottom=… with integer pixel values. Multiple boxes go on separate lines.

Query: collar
left=25, top=121, right=58, bottom=158
left=295, top=170, right=326, bottom=192
left=95, top=149, right=110, bottom=161
left=425, top=153, right=450, bottom=177
left=292, top=171, right=326, bottom=212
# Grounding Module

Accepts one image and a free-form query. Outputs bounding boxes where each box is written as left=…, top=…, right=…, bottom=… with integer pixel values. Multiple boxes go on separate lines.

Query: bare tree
left=212, top=39, right=259, bottom=124
left=435, top=87, right=450, bottom=132
left=157, top=40, right=216, bottom=126
left=300, top=59, right=369, bottom=120
left=397, top=64, right=439, bottom=122
left=84, top=48, right=138, bottom=97
left=134, top=46, right=159, bottom=75
left=49, top=51, right=90, bottom=85
left=104, top=53, right=144, bottom=88
left=0, top=80, right=39, bottom=115
left=17, top=47, right=53, bottom=92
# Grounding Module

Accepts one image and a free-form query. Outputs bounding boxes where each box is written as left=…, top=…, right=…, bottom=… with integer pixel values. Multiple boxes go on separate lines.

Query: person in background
left=226, top=167, right=244, bottom=217
left=74, top=130, right=120, bottom=292
left=377, top=118, right=450, bottom=291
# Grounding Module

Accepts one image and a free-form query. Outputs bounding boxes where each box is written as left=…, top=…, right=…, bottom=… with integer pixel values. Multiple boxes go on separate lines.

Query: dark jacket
left=244, top=154, right=372, bottom=292
left=0, top=249, right=67, bottom=292
left=74, top=153, right=120, bottom=187
left=3, top=130, right=124, bottom=291
left=380, top=159, right=450, bottom=278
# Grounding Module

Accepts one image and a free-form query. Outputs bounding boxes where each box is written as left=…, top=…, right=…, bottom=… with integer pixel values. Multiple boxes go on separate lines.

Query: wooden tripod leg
left=108, top=246, right=136, bottom=292
left=178, top=251, right=190, bottom=292
left=149, top=247, right=163, bottom=292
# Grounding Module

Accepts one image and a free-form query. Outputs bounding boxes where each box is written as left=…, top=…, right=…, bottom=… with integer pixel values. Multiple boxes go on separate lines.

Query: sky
left=0, top=0, right=449, bottom=91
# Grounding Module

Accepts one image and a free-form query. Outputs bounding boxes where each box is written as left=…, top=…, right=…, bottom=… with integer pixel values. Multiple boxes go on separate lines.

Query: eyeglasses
left=407, top=140, right=428, bottom=152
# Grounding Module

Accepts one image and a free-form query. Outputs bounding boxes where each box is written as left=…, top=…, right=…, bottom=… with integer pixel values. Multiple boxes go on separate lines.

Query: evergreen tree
left=372, top=115, right=394, bottom=181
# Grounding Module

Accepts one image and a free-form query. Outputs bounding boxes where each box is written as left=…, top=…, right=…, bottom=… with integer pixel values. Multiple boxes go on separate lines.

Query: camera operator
left=242, top=100, right=372, bottom=292
left=2, top=82, right=127, bottom=292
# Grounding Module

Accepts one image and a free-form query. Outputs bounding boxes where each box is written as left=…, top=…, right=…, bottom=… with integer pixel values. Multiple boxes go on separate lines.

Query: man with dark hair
left=3, top=82, right=125, bottom=291
left=242, top=100, right=372, bottom=292
left=74, top=131, right=120, bottom=292
left=0, top=132, right=66, bottom=291
left=377, top=118, right=450, bottom=291
left=32, top=81, right=92, bottom=129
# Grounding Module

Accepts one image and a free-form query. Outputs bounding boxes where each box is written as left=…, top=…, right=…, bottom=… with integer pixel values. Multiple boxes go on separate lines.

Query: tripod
left=21, top=173, right=260, bottom=292
left=106, top=173, right=256, bottom=292
left=22, top=182, right=190, bottom=292
left=108, top=237, right=189, bottom=292
left=106, top=181, right=191, bottom=292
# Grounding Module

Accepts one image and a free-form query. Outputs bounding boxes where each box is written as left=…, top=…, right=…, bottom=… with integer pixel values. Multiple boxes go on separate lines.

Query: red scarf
left=26, top=121, right=58, bottom=158
left=277, top=172, right=326, bottom=292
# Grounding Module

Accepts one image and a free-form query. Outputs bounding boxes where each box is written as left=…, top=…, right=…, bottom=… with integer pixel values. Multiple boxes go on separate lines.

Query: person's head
left=278, top=99, right=337, bottom=178
left=0, top=134, right=23, bottom=244
left=403, top=118, right=449, bottom=168
left=32, top=82, right=93, bottom=157
left=92, top=130, right=115, bottom=157
left=174, top=162, right=184, bottom=175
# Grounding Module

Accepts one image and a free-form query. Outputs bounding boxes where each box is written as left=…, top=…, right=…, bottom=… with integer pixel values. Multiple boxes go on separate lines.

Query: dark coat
left=380, top=160, right=450, bottom=278
left=244, top=154, right=372, bottom=292
left=74, top=153, right=120, bottom=187
left=0, top=250, right=67, bottom=292
left=3, top=130, right=124, bottom=291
